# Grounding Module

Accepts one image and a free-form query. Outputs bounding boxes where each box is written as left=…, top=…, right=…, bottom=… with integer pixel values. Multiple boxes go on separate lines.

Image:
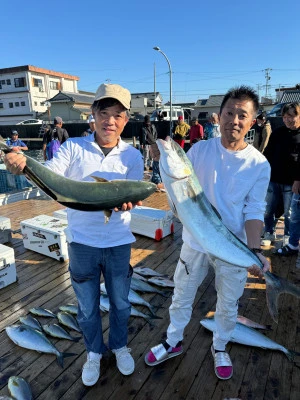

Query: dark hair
left=220, top=85, right=259, bottom=116
left=92, top=98, right=130, bottom=118
left=256, top=112, right=266, bottom=120
left=144, top=115, right=150, bottom=122
left=282, top=102, right=300, bottom=116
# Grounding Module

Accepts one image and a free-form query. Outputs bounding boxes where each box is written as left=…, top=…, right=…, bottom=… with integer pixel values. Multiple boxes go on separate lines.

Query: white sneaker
left=112, top=346, right=135, bottom=375
left=82, top=353, right=101, bottom=386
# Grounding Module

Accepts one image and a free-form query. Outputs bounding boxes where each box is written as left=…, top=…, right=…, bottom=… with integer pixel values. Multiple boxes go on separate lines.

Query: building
left=0, top=65, right=79, bottom=125
left=42, top=90, right=95, bottom=123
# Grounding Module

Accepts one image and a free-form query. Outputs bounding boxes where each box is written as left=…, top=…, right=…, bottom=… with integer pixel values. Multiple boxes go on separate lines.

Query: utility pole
left=154, top=62, right=156, bottom=110
left=262, top=68, right=272, bottom=98
left=256, top=84, right=264, bottom=102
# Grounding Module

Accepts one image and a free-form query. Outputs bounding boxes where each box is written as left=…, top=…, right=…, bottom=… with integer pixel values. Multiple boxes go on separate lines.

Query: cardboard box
left=20, top=215, right=69, bottom=261
left=0, top=216, right=11, bottom=244
left=52, top=209, right=67, bottom=220
left=130, top=206, right=174, bottom=241
left=0, top=244, right=17, bottom=289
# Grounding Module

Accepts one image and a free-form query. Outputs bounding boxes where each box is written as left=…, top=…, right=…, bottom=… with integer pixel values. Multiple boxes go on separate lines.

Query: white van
left=150, top=106, right=187, bottom=122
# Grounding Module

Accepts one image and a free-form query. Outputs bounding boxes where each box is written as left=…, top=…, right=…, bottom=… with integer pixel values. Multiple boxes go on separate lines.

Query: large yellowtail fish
left=156, top=137, right=300, bottom=322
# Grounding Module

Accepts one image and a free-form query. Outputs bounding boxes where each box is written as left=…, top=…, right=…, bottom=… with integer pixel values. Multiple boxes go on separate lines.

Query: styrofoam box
left=53, top=209, right=67, bottom=220
left=0, top=216, right=11, bottom=244
left=130, top=206, right=174, bottom=241
left=20, top=215, right=69, bottom=262
left=0, top=244, right=16, bottom=289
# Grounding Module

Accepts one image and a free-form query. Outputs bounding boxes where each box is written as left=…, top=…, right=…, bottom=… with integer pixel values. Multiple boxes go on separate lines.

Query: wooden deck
left=0, top=193, right=300, bottom=400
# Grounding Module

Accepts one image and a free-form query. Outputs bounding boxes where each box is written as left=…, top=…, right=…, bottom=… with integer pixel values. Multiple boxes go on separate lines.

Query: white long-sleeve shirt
left=182, top=137, right=270, bottom=251
left=45, top=134, right=144, bottom=248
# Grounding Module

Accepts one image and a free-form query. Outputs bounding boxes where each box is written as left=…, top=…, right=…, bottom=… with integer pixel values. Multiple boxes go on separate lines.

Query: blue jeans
left=68, top=242, right=132, bottom=354
left=264, top=182, right=293, bottom=236
left=289, top=194, right=300, bottom=247
left=151, top=160, right=162, bottom=184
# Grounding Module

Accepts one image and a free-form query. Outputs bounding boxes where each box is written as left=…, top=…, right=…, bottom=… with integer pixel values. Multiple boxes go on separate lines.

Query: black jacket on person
left=42, top=126, right=69, bottom=145
left=263, top=125, right=300, bottom=184
left=139, top=123, right=157, bottom=145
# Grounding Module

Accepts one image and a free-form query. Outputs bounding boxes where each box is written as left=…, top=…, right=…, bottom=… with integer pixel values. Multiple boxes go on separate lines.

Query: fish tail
left=70, top=336, right=81, bottom=342
left=265, top=271, right=300, bottom=323
left=286, top=349, right=300, bottom=362
left=57, top=352, right=77, bottom=367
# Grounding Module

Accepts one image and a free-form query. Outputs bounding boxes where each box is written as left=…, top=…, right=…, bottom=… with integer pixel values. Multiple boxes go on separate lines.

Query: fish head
left=156, top=137, right=193, bottom=180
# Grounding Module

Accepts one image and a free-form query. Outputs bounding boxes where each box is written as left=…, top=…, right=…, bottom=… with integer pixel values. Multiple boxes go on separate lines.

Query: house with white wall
left=0, top=65, right=79, bottom=125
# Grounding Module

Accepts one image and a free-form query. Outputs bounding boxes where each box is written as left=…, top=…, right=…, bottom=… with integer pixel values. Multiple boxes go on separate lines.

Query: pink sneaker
left=145, top=341, right=183, bottom=366
left=211, top=346, right=233, bottom=380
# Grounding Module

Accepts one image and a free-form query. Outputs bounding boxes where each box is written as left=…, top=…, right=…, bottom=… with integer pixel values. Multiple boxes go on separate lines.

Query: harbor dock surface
left=0, top=192, right=299, bottom=400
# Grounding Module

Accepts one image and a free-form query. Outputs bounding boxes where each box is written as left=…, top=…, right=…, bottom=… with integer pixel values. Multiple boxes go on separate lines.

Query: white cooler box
left=53, top=209, right=67, bottom=220
left=20, top=215, right=69, bottom=262
left=0, top=244, right=16, bottom=289
left=0, top=216, right=11, bottom=244
left=130, top=206, right=174, bottom=241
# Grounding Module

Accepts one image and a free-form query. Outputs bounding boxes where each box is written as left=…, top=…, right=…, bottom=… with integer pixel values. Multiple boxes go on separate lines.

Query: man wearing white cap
left=4, top=83, right=144, bottom=386
left=82, top=115, right=96, bottom=136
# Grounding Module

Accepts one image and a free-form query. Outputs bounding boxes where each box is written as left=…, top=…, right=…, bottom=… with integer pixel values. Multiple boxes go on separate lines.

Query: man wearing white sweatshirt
left=145, top=86, right=271, bottom=380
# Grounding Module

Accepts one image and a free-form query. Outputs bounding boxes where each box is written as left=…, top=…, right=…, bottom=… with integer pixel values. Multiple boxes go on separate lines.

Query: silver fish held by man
left=8, top=376, right=32, bottom=400
left=5, top=324, right=76, bottom=367
left=0, top=141, right=157, bottom=212
left=200, top=316, right=300, bottom=361
left=156, top=137, right=300, bottom=322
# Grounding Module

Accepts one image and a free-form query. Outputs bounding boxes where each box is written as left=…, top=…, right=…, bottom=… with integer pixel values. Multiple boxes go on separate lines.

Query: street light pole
left=153, top=46, right=173, bottom=137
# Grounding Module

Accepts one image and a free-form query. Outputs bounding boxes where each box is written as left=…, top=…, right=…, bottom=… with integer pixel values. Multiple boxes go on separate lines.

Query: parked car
left=266, top=103, right=287, bottom=117
left=16, top=119, right=44, bottom=125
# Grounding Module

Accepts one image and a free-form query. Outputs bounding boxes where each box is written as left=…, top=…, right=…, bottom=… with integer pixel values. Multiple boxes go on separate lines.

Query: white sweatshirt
left=182, top=137, right=270, bottom=251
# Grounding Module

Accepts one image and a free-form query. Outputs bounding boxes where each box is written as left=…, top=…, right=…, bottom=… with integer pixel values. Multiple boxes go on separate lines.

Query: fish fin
left=57, top=352, right=77, bottom=368
left=70, top=336, right=81, bottom=342
left=103, top=210, right=112, bottom=223
left=210, top=203, right=222, bottom=220
left=90, top=176, right=109, bottom=182
left=166, top=193, right=178, bottom=218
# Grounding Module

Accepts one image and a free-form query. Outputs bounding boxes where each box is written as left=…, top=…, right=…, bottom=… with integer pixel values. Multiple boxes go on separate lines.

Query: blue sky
left=2, top=0, right=300, bottom=103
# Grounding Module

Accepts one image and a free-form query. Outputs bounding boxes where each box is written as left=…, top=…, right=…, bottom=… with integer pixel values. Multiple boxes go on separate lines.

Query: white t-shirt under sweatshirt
left=182, top=137, right=270, bottom=252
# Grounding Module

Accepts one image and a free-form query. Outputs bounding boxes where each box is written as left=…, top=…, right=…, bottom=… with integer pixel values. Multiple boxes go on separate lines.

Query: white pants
left=167, top=242, right=247, bottom=351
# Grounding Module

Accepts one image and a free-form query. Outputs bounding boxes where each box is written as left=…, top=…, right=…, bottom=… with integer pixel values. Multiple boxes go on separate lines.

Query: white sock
left=88, top=352, right=102, bottom=362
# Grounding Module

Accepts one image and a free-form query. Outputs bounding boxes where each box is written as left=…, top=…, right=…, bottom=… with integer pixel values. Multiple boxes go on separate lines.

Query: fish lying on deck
left=42, top=323, right=81, bottom=342
left=19, top=315, right=42, bottom=331
left=0, top=141, right=157, bottom=212
left=157, top=137, right=300, bottom=323
left=29, top=307, right=56, bottom=318
left=200, top=316, right=300, bottom=361
left=134, top=267, right=169, bottom=278
left=5, top=325, right=76, bottom=367
left=100, top=282, right=159, bottom=316
left=99, top=294, right=161, bottom=324
left=8, top=376, right=32, bottom=400
left=57, top=312, right=81, bottom=333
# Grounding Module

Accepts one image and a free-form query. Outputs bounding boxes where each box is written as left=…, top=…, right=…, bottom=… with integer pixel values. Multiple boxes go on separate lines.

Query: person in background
left=263, top=102, right=300, bottom=245
left=204, top=113, right=221, bottom=139
left=6, top=131, right=28, bottom=151
left=82, top=115, right=96, bottom=137
left=173, top=116, right=190, bottom=149
left=253, top=112, right=272, bottom=153
left=4, top=83, right=144, bottom=386
left=189, top=117, right=204, bottom=146
left=139, top=115, right=157, bottom=170
left=42, top=116, right=69, bottom=161
left=144, top=85, right=270, bottom=381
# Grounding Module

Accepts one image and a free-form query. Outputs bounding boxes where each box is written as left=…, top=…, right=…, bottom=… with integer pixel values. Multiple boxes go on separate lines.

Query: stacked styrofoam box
left=20, top=215, right=69, bottom=262
left=0, top=244, right=16, bottom=289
